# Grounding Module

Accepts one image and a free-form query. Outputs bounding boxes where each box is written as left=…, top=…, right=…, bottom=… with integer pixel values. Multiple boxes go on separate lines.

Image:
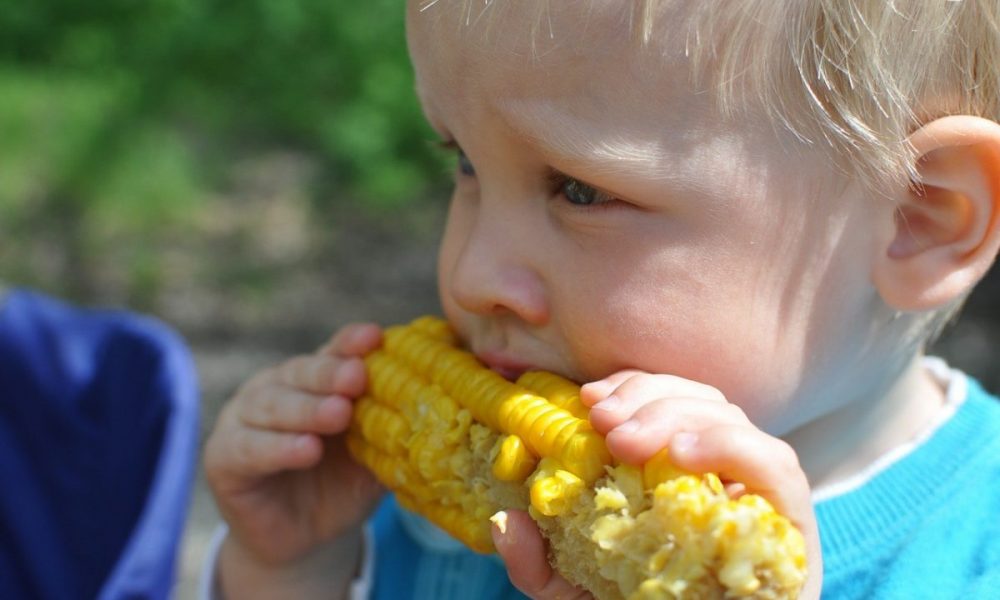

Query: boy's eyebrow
left=496, top=98, right=678, bottom=182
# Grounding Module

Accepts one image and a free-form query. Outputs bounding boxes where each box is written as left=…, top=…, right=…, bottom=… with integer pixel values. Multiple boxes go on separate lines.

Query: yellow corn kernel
left=383, top=323, right=612, bottom=482
left=517, top=371, right=591, bottom=420
left=642, top=448, right=689, bottom=489
left=353, top=398, right=410, bottom=455
left=530, top=469, right=585, bottom=516
left=348, top=316, right=807, bottom=600
left=410, top=314, right=458, bottom=342
left=345, top=434, right=432, bottom=503
left=497, top=391, right=609, bottom=482
left=396, top=492, right=494, bottom=553
left=491, top=434, right=538, bottom=482
left=630, top=579, right=672, bottom=600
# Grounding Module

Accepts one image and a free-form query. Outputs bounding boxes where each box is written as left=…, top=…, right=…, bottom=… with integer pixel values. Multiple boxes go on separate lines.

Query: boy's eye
left=457, top=148, right=476, bottom=177
left=559, top=176, right=616, bottom=207
left=436, top=140, right=477, bottom=177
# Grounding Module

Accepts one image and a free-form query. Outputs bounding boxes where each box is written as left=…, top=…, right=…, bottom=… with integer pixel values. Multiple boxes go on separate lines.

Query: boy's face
left=408, top=2, right=896, bottom=435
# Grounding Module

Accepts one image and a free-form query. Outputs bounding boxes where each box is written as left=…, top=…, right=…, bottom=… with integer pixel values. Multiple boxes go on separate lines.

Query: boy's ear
left=873, top=115, right=1000, bottom=311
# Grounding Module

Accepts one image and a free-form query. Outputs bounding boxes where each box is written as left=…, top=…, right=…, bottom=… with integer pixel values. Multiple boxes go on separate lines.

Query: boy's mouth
left=474, top=351, right=533, bottom=382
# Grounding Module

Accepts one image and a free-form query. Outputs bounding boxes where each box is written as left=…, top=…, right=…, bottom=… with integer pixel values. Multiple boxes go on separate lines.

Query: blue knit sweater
left=368, top=368, right=1000, bottom=600
left=815, top=373, right=1000, bottom=599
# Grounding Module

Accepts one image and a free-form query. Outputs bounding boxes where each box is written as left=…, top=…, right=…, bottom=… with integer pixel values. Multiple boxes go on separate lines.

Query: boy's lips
left=474, top=350, right=534, bottom=381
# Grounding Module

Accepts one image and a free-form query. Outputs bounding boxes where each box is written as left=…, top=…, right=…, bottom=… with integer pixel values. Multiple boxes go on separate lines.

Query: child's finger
left=206, top=428, right=322, bottom=482
left=580, top=370, right=725, bottom=408
left=239, top=386, right=353, bottom=434
left=601, top=398, right=749, bottom=463
left=589, top=384, right=743, bottom=433
left=667, top=424, right=810, bottom=519
left=667, top=424, right=822, bottom=597
left=276, top=354, right=367, bottom=396
left=318, top=322, right=383, bottom=357
left=491, top=510, right=593, bottom=600
left=579, top=369, right=645, bottom=406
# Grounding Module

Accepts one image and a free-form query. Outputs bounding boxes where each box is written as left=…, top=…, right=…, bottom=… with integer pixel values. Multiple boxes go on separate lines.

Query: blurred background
left=1, top=2, right=997, bottom=597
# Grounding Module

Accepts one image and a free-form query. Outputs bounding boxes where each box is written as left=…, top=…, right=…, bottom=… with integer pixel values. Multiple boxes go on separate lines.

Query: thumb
left=491, top=509, right=591, bottom=600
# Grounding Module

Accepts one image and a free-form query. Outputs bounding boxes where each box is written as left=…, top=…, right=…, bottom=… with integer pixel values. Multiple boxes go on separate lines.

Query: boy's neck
left=784, top=354, right=947, bottom=494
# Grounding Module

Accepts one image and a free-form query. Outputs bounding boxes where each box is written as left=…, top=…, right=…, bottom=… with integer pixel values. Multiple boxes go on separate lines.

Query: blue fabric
left=817, top=377, right=1000, bottom=599
left=0, top=289, right=199, bottom=600
left=371, top=495, right=528, bottom=600
left=367, top=373, right=1000, bottom=600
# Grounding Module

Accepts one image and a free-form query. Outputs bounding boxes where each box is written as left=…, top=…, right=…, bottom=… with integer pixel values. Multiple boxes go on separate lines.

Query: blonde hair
left=677, top=0, right=998, bottom=341
left=686, top=0, right=1000, bottom=194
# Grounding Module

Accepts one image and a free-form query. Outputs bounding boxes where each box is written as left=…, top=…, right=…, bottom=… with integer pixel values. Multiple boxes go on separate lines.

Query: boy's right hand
left=203, top=323, right=384, bottom=585
left=493, top=369, right=821, bottom=600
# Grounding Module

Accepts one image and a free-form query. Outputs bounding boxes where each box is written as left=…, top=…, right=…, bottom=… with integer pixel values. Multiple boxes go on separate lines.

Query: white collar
left=811, top=357, right=967, bottom=503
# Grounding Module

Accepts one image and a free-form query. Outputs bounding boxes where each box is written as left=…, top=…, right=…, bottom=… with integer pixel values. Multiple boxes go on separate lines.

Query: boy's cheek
left=564, top=307, right=804, bottom=428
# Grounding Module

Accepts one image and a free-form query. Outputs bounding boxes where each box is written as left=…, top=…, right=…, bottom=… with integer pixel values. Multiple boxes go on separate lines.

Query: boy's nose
left=446, top=221, right=549, bottom=326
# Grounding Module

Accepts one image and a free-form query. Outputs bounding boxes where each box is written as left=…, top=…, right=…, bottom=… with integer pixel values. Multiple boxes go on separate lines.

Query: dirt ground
left=167, top=179, right=1000, bottom=597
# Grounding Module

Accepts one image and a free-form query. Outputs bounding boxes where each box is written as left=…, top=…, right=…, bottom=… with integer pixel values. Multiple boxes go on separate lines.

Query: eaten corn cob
left=347, top=316, right=807, bottom=600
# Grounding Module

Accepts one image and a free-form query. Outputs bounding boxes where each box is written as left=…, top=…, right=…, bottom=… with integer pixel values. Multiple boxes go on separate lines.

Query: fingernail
left=613, top=419, right=640, bottom=434
left=349, top=326, right=371, bottom=346
left=592, top=395, right=621, bottom=413
left=672, top=432, right=698, bottom=454
left=581, top=381, right=613, bottom=397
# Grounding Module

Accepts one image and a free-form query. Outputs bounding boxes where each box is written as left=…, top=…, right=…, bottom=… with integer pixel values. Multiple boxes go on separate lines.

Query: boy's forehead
left=408, top=1, right=692, bottom=76
left=407, top=1, right=710, bottom=138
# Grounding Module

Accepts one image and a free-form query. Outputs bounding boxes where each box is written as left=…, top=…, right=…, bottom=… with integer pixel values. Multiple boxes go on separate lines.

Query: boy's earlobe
left=873, top=115, right=1000, bottom=311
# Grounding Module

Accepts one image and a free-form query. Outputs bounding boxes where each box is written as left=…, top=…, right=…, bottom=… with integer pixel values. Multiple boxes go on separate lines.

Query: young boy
left=201, top=1, right=1000, bottom=598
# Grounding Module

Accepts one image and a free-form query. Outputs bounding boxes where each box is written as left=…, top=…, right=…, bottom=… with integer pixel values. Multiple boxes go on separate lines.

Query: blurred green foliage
left=0, top=0, right=449, bottom=302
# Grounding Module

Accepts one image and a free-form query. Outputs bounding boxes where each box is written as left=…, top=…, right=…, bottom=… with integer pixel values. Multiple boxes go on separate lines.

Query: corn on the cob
left=347, top=316, right=807, bottom=600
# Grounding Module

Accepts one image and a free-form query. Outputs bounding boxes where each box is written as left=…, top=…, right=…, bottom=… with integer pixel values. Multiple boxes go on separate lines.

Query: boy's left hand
left=492, top=369, right=822, bottom=600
